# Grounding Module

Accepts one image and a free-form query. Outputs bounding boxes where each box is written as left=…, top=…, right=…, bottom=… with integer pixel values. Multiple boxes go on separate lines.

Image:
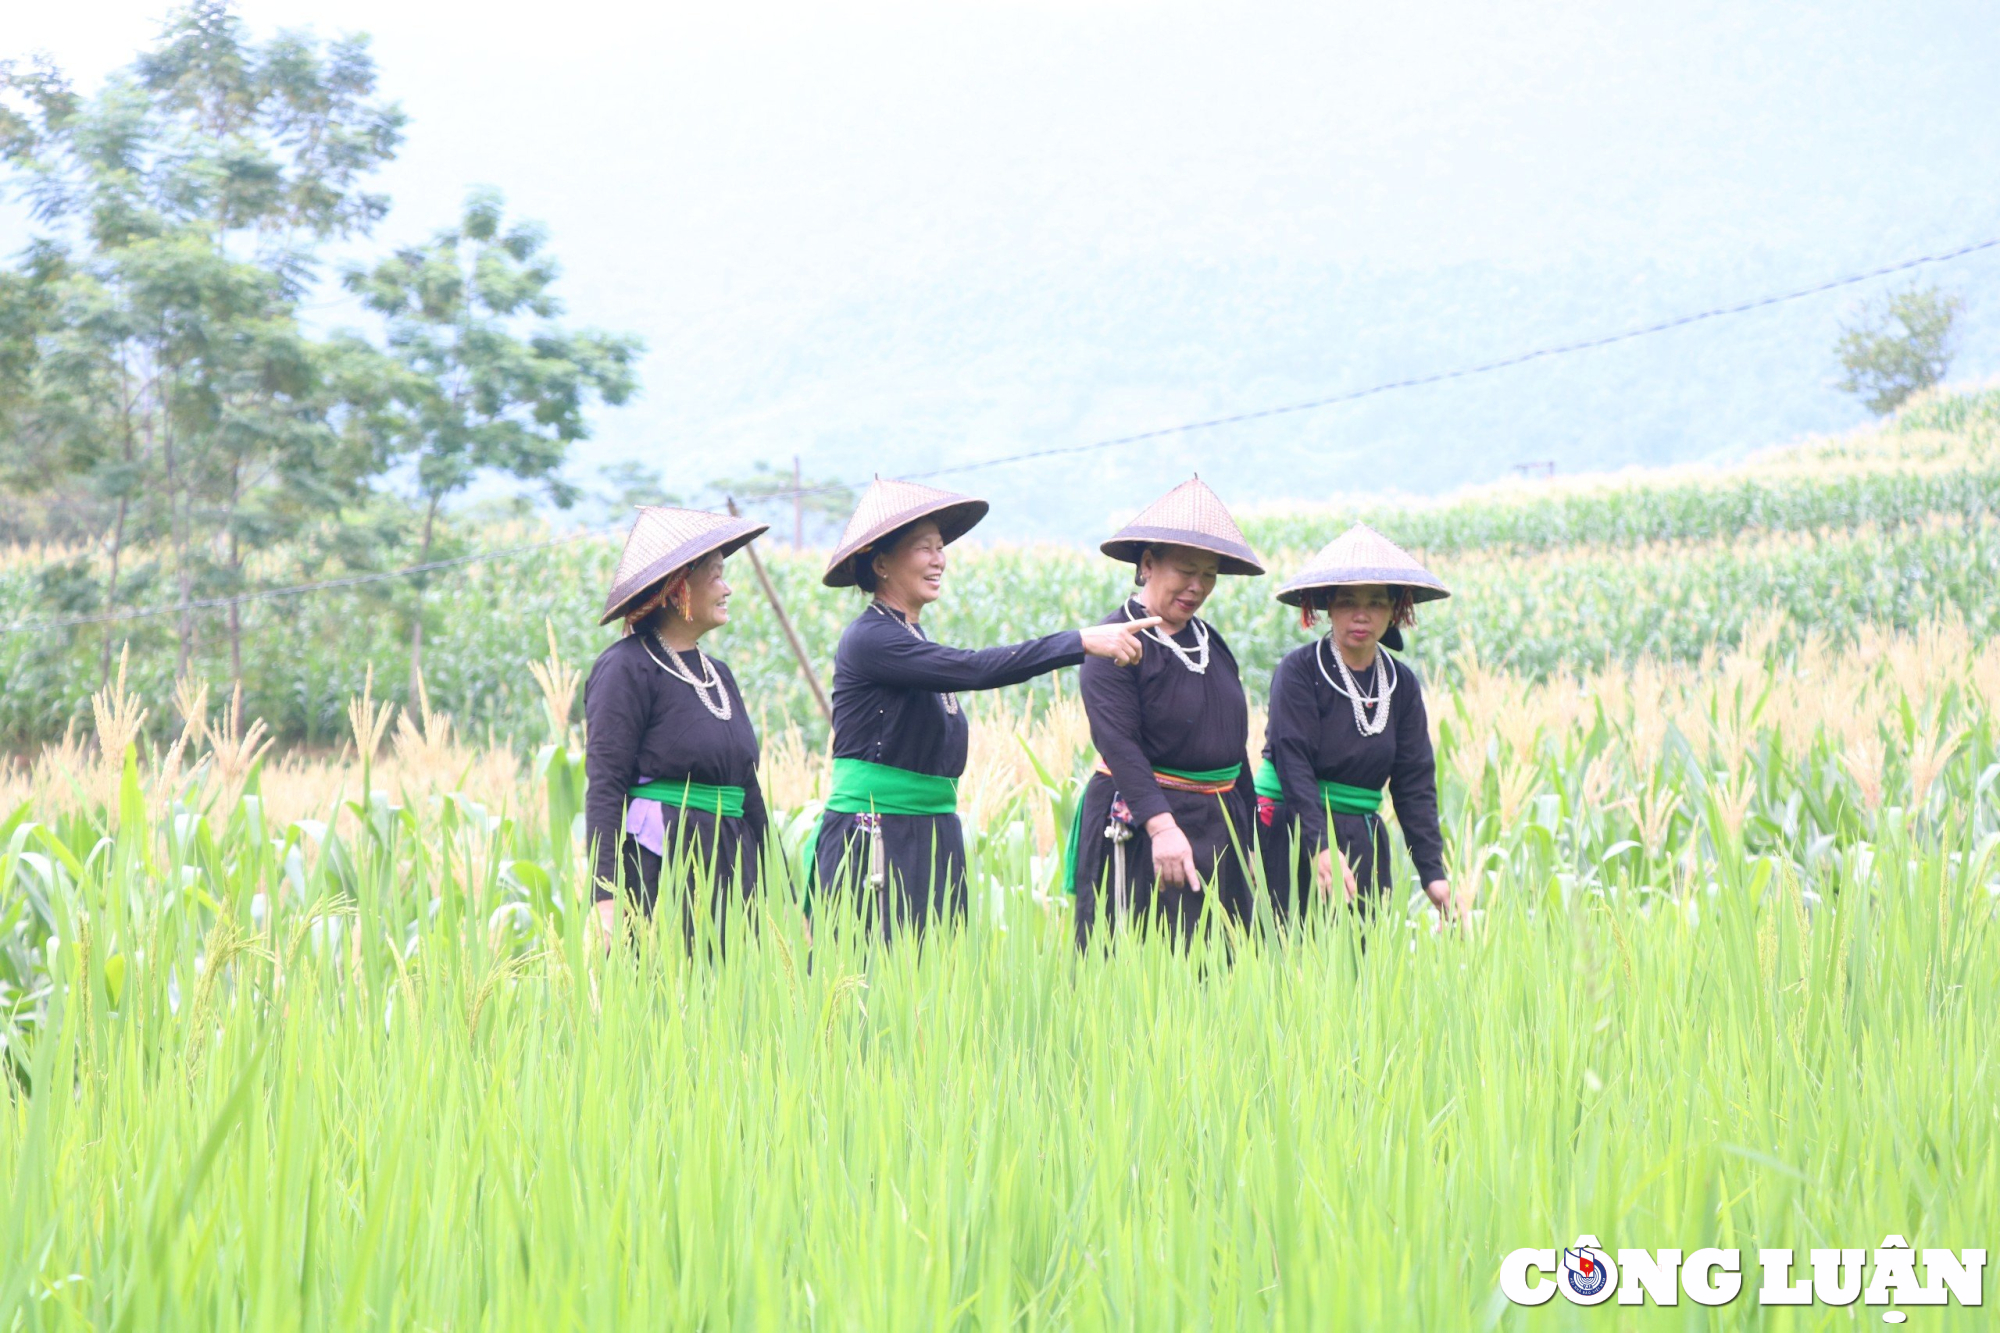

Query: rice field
left=1, top=600, right=1997, bottom=1326
left=2, top=387, right=1999, bottom=1326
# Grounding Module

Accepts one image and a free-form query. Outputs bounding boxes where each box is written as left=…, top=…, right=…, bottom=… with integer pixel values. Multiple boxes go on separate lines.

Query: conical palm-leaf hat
left=599, top=506, right=769, bottom=626
left=1099, top=475, right=1265, bottom=576
left=822, top=476, right=989, bottom=588
left=1275, top=523, right=1450, bottom=607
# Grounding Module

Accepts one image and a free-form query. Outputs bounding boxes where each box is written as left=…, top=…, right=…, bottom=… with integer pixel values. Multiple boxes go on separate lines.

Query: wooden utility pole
left=728, top=496, right=833, bottom=725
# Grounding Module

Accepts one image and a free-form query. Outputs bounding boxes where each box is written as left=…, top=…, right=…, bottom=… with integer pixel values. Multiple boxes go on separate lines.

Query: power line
left=777, top=231, right=2000, bottom=498
left=3, top=230, right=1993, bottom=637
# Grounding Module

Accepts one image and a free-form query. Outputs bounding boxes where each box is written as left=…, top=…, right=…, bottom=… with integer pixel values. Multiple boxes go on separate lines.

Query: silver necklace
left=871, top=600, right=958, bottom=715
left=643, top=633, right=733, bottom=720
left=1318, top=637, right=1396, bottom=736
left=1126, top=601, right=1209, bottom=674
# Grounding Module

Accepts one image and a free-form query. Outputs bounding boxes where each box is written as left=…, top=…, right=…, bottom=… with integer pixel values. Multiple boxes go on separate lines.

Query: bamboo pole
left=728, top=496, right=833, bottom=725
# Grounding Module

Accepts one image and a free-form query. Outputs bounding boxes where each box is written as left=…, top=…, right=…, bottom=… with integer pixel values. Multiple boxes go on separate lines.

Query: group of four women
left=582, top=475, right=1457, bottom=947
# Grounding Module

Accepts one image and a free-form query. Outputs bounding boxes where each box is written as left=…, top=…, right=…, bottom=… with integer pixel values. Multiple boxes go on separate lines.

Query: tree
left=704, top=459, right=854, bottom=546
left=577, top=459, right=686, bottom=527
left=0, top=1, right=403, bottom=686
left=1835, top=283, right=1964, bottom=416
left=343, top=187, right=641, bottom=694
left=0, top=241, right=69, bottom=545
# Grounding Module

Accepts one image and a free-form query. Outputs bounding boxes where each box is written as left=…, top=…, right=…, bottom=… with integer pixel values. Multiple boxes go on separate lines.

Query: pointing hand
left=1081, top=616, right=1160, bottom=667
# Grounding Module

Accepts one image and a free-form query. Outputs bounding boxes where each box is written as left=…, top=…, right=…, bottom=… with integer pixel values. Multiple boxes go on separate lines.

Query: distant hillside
left=629, top=243, right=2000, bottom=544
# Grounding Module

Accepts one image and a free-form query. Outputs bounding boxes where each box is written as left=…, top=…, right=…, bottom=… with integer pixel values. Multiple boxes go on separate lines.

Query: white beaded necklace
left=871, top=600, right=958, bottom=714
left=1126, top=600, right=1209, bottom=674
left=642, top=633, right=733, bottom=720
left=1317, top=636, right=1396, bottom=737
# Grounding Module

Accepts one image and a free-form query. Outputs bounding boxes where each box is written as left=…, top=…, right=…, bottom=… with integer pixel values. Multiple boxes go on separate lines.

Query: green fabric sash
left=627, top=779, right=746, bottom=819
left=1060, top=762, right=1246, bottom=895
left=1064, top=798, right=1088, bottom=896
left=1253, top=757, right=1382, bottom=815
left=825, top=757, right=959, bottom=816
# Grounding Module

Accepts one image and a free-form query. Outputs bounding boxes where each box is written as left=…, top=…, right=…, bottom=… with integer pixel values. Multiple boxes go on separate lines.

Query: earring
left=672, top=578, right=693, bottom=622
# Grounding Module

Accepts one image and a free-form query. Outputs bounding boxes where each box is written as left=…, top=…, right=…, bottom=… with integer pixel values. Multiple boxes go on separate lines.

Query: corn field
left=2, top=385, right=1997, bottom=748
left=2, top=388, right=1998, bottom=1326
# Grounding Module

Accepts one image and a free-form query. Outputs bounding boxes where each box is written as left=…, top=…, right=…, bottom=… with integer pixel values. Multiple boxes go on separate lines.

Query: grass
left=7, top=851, right=1993, bottom=1329
left=1, top=617, right=1997, bottom=1326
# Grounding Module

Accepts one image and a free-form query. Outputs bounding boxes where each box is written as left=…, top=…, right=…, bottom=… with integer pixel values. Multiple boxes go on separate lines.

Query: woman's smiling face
left=681, top=552, right=731, bottom=632
left=873, top=519, right=948, bottom=609
left=1138, top=545, right=1220, bottom=629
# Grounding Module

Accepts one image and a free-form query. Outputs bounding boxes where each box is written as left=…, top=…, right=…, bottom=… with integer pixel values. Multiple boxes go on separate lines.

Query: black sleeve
left=854, top=617, right=1086, bottom=692
left=582, top=648, right=646, bottom=901
left=1268, top=649, right=1329, bottom=856
left=726, top=663, right=770, bottom=852
left=1080, top=652, right=1170, bottom=827
left=1388, top=666, right=1447, bottom=885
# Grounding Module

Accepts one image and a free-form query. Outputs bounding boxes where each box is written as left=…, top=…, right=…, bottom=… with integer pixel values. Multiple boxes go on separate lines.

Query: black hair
left=1299, top=584, right=1417, bottom=630
left=618, top=575, right=672, bottom=637
left=852, top=553, right=880, bottom=593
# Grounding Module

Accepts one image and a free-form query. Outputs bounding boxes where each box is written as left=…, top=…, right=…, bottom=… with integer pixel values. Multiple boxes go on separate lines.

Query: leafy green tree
left=0, top=241, right=68, bottom=545
left=343, top=187, right=641, bottom=692
left=0, top=1, right=403, bottom=685
left=1836, top=283, right=1964, bottom=416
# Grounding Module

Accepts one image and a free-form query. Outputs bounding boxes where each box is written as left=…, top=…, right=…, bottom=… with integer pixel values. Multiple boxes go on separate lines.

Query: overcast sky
left=7, top=1, right=1999, bottom=536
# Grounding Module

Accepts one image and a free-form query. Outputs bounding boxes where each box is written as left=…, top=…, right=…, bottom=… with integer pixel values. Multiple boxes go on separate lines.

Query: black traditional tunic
left=1073, top=599, right=1256, bottom=945
left=584, top=633, right=768, bottom=945
left=814, top=602, right=1084, bottom=937
left=1257, top=638, right=1446, bottom=922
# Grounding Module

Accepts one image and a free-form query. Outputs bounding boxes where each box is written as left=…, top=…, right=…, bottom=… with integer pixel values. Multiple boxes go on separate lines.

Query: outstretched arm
left=853, top=615, right=1087, bottom=693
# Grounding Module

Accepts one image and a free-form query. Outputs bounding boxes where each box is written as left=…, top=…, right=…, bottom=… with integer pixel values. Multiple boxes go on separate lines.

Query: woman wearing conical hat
left=816, top=477, right=1156, bottom=940
left=584, top=506, right=772, bottom=950
left=1256, top=523, right=1456, bottom=926
left=1068, top=476, right=1264, bottom=947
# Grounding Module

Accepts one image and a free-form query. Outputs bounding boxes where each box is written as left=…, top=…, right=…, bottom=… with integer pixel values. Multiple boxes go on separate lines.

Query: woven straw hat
left=1274, top=523, right=1450, bottom=607
left=822, top=476, right=989, bottom=588
left=599, top=506, right=769, bottom=626
left=1100, top=476, right=1265, bottom=576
